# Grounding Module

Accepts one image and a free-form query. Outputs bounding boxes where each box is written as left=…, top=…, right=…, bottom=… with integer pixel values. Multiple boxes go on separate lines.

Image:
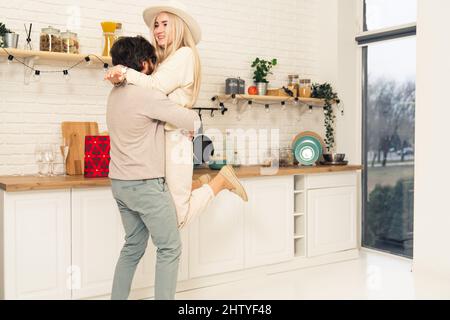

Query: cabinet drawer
left=306, top=172, right=356, bottom=189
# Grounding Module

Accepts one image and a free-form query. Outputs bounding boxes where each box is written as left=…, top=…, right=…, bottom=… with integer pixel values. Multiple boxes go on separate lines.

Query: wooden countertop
left=0, top=165, right=362, bottom=192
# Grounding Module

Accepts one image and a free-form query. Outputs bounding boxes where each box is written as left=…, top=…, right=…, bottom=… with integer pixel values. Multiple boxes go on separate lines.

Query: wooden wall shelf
left=217, top=94, right=332, bottom=107
left=0, top=48, right=112, bottom=65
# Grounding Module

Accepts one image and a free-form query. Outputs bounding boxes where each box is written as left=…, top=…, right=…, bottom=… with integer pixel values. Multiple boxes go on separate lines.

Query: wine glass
left=43, top=144, right=56, bottom=176
left=34, top=144, right=44, bottom=177
left=50, top=144, right=58, bottom=176
left=60, top=137, right=69, bottom=176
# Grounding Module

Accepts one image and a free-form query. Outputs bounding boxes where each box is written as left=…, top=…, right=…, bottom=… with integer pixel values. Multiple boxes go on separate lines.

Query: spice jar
left=61, top=30, right=79, bottom=54
left=299, top=79, right=312, bottom=98
left=115, top=23, right=123, bottom=39
left=40, top=26, right=62, bottom=52
left=288, top=75, right=299, bottom=97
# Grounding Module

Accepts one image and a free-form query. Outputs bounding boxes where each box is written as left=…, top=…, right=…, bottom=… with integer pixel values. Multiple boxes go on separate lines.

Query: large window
left=364, top=0, right=417, bottom=31
left=359, top=0, right=416, bottom=258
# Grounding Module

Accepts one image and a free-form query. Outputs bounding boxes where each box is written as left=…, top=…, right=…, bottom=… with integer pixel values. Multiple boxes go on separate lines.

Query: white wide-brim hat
left=143, top=0, right=202, bottom=45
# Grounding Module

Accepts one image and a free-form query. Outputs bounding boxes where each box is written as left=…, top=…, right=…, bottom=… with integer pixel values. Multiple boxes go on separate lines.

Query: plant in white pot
left=251, top=58, right=277, bottom=96
left=0, top=22, right=18, bottom=48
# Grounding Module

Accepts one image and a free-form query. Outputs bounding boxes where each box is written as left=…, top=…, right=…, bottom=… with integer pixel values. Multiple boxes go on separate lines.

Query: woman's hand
left=104, top=65, right=125, bottom=84
left=182, top=130, right=195, bottom=140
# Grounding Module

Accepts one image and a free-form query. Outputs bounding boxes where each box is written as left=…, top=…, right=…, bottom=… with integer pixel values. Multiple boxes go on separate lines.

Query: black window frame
left=358, top=0, right=417, bottom=257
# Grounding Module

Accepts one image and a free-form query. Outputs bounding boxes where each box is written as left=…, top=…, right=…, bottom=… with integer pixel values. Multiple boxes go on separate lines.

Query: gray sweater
left=106, top=84, right=200, bottom=180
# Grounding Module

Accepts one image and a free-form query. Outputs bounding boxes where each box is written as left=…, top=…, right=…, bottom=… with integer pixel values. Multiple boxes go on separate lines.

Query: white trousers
left=165, top=130, right=215, bottom=229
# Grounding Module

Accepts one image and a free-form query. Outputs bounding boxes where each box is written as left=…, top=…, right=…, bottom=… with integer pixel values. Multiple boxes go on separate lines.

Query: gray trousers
left=110, top=178, right=181, bottom=300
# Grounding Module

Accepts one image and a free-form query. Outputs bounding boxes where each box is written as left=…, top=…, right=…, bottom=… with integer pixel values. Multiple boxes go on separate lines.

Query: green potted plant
left=311, top=83, right=341, bottom=155
left=251, top=57, right=277, bottom=95
left=0, top=22, right=11, bottom=48
left=0, top=22, right=17, bottom=48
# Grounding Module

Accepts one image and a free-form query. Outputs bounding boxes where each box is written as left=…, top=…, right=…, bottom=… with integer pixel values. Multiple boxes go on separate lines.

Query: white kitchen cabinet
left=244, top=177, right=294, bottom=268
left=0, top=190, right=71, bottom=300
left=0, top=169, right=361, bottom=300
left=307, top=173, right=357, bottom=257
left=71, top=187, right=124, bottom=299
left=71, top=187, right=188, bottom=299
left=189, top=190, right=245, bottom=278
left=131, top=227, right=189, bottom=291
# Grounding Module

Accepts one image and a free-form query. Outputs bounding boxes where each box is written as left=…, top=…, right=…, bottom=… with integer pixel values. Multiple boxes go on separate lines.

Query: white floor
left=174, top=250, right=450, bottom=300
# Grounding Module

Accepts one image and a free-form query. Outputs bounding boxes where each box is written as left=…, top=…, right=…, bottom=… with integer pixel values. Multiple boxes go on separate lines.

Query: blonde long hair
left=151, top=12, right=201, bottom=108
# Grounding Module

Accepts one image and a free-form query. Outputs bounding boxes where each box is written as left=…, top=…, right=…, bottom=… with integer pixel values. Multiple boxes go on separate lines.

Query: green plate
left=293, top=136, right=322, bottom=166
left=293, top=136, right=323, bottom=158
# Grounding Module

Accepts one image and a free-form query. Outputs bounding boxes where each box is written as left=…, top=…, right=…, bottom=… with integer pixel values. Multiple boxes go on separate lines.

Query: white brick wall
left=0, top=0, right=328, bottom=175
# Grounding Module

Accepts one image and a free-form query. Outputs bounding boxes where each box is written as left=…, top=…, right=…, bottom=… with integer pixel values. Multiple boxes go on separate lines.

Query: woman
left=105, top=1, right=247, bottom=229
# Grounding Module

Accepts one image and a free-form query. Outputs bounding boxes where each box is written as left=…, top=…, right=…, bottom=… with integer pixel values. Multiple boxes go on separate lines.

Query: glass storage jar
left=40, top=26, right=62, bottom=52
left=288, top=74, right=299, bottom=97
left=61, top=30, right=79, bottom=54
left=279, top=147, right=294, bottom=167
left=115, top=22, right=123, bottom=39
left=299, top=79, right=312, bottom=98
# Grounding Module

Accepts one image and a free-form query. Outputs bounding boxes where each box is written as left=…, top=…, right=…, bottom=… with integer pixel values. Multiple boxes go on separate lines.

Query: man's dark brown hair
left=110, top=36, right=157, bottom=72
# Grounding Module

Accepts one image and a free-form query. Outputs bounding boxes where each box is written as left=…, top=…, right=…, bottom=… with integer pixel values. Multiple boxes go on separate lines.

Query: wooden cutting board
left=61, top=122, right=99, bottom=175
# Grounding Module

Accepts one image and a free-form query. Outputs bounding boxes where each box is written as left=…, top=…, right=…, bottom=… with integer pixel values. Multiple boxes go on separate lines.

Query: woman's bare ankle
left=191, top=179, right=203, bottom=191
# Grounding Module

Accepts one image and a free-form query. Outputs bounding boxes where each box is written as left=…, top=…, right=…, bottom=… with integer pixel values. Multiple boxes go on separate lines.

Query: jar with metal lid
left=288, top=74, right=299, bottom=97
left=225, top=78, right=239, bottom=95
left=61, top=30, right=79, bottom=54
left=299, top=79, right=312, bottom=98
left=279, top=147, right=294, bottom=167
left=115, top=23, right=123, bottom=39
left=237, top=77, right=245, bottom=94
left=40, top=26, right=62, bottom=52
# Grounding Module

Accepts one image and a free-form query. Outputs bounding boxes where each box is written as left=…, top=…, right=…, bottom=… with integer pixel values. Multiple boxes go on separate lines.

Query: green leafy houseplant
left=251, top=58, right=277, bottom=83
left=0, top=23, right=11, bottom=36
left=311, top=83, right=341, bottom=153
left=0, top=22, right=12, bottom=48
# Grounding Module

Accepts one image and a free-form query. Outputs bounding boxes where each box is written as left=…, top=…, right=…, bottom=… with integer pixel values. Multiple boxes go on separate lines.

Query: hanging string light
left=1, top=47, right=110, bottom=80
left=63, top=69, right=70, bottom=81
left=33, top=70, right=40, bottom=82
left=209, top=95, right=332, bottom=115
left=219, top=102, right=226, bottom=115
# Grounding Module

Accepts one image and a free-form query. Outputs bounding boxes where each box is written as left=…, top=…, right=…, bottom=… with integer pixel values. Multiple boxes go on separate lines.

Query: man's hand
left=104, top=65, right=125, bottom=85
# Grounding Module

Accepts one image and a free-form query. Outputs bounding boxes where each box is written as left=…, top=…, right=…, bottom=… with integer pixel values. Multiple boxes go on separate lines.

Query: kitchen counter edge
left=0, top=165, right=363, bottom=192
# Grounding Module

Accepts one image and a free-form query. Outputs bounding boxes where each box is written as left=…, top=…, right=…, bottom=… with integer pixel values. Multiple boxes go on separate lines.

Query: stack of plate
left=291, top=132, right=325, bottom=166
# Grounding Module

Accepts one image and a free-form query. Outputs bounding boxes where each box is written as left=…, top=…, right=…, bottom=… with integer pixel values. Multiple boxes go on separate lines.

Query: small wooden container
left=266, top=88, right=291, bottom=97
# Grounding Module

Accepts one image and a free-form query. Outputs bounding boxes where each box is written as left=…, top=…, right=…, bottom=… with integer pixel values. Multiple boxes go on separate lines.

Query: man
left=106, top=36, right=200, bottom=300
